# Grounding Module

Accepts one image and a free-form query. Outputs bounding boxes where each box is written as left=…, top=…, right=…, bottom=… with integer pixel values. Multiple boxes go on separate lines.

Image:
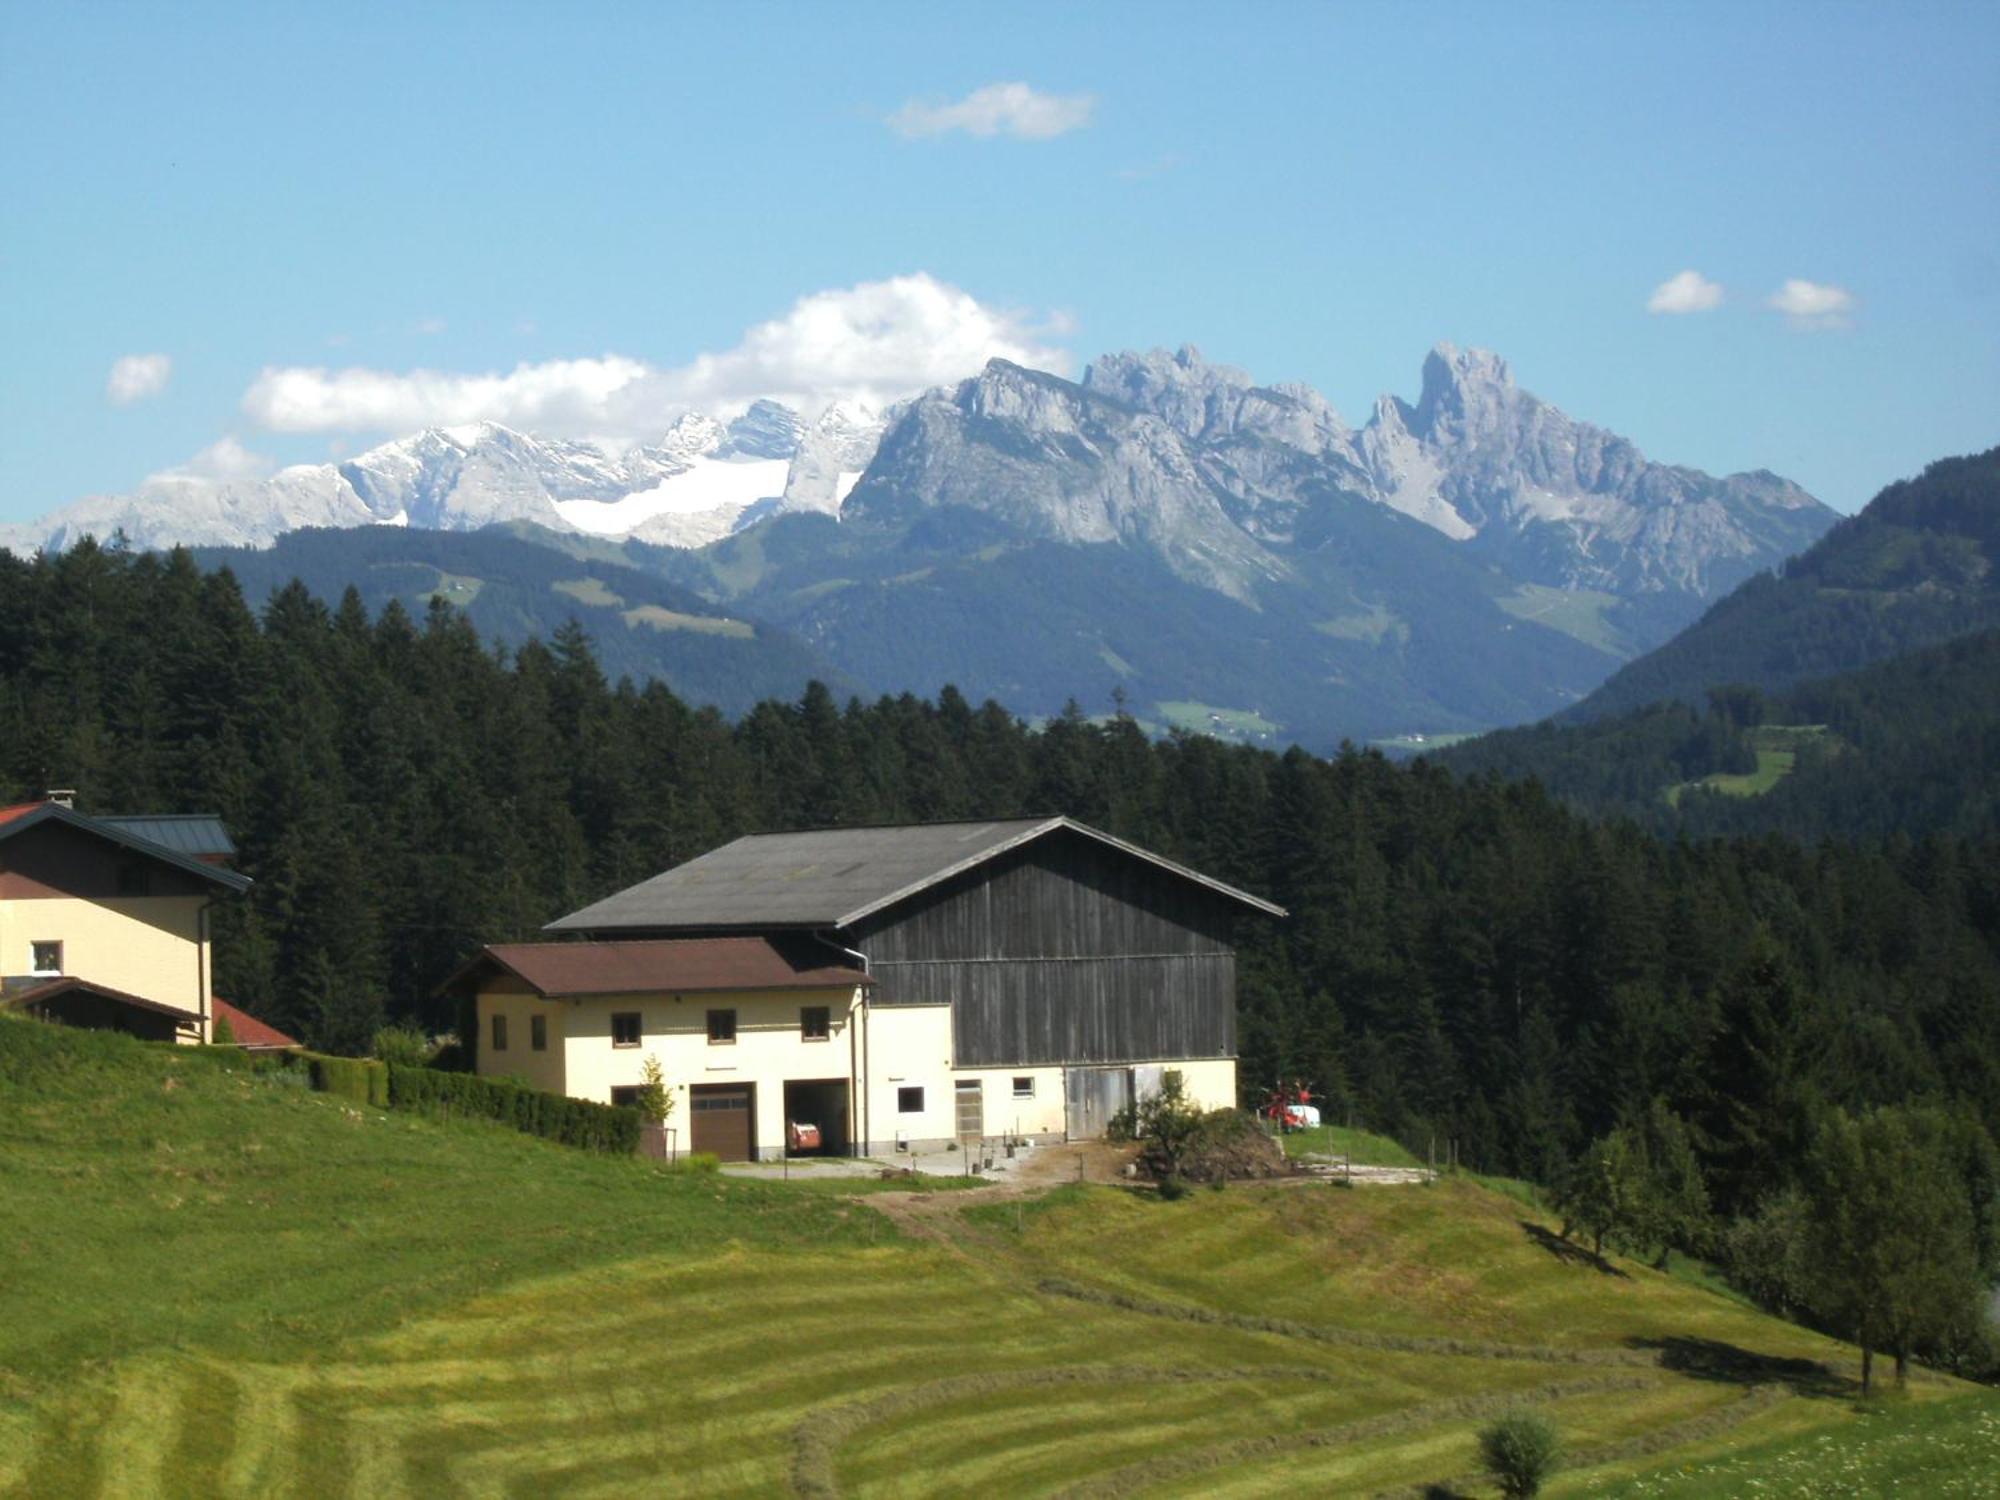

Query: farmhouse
left=449, top=817, right=1282, bottom=1160
left=0, top=797, right=252, bottom=1043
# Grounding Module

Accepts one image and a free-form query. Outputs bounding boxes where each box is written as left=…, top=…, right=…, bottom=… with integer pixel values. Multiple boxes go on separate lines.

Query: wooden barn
left=456, top=818, right=1282, bottom=1160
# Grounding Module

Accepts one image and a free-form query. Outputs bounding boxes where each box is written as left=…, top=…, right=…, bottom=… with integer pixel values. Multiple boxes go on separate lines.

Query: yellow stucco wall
left=0, top=894, right=211, bottom=1040
left=473, top=983, right=1238, bottom=1160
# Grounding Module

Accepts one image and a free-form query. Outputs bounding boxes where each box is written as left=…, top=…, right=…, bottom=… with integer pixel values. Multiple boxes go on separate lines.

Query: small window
left=490, top=1013, right=508, bottom=1052
left=1012, top=1075, right=1035, bottom=1099
left=610, top=1085, right=644, bottom=1109
left=707, top=1009, right=736, bottom=1045
left=611, top=1012, right=642, bottom=1048
left=897, top=1086, right=925, bottom=1114
left=800, top=1005, right=830, bottom=1041
left=1165, top=1069, right=1184, bottom=1091
left=531, top=1014, right=548, bottom=1051
left=30, top=941, right=62, bottom=976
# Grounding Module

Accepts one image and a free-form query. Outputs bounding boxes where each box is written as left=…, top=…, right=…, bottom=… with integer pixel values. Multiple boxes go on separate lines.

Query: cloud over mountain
left=239, top=274, right=1069, bottom=446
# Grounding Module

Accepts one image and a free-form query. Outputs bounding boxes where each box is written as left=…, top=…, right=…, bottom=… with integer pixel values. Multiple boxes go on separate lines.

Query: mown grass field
left=2, top=1018, right=1993, bottom=1497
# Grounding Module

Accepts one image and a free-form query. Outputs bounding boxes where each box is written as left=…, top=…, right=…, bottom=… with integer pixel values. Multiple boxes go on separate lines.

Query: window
left=707, top=1009, right=736, bottom=1045
left=610, top=1085, right=644, bottom=1109
left=611, top=1012, right=642, bottom=1048
left=1012, top=1076, right=1035, bottom=1099
left=30, top=941, right=62, bottom=976
left=897, top=1086, right=925, bottom=1114
left=490, top=1013, right=508, bottom=1052
left=800, top=1005, right=830, bottom=1041
left=531, top=1014, right=548, bottom=1051
left=1165, top=1069, right=1185, bottom=1090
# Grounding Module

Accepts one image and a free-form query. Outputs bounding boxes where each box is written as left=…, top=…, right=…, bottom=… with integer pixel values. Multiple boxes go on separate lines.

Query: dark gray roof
left=98, top=814, right=237, bottom=860
left=0, top=802, right=251, bottom=893
left=546, top=816, right=1284, bottom=934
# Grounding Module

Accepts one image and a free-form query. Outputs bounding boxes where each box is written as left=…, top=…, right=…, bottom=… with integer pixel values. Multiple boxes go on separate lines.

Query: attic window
left=706, top=1009, right=736, bottom=1045
left=800, top=1005, right=830, bottom=1041
left=30, top=941, right=62, bottom=977
left=611, top=1012, right=642, bottom=1048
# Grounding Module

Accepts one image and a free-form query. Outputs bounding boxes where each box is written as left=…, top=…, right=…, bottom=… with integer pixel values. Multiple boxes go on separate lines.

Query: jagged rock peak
left=717, top=399, right=805, bottom=460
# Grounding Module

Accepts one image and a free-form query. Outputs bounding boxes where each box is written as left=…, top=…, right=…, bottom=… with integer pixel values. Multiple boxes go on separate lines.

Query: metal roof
left=97, top=814, right=237, bottom=860
left=443, top=937, right=871, bottom=998
left=545, top=816, right=1285, bottom=934
left=0, top=802, right=251, bottom=892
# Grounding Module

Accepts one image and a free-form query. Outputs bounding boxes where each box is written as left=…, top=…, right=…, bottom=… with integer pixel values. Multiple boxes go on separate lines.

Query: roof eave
left=0, top=804, right=253, bottom=893
left=833, top=816, right=1286, bottom=925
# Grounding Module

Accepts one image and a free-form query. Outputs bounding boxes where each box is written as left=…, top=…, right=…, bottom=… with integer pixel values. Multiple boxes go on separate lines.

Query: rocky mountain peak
left=1414, top=343, right=1516, bottom=436
left=716, top=399, right=805, bottom=460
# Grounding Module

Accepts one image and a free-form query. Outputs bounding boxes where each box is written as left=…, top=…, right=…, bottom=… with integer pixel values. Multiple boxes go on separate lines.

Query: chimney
left=44, top=789, right=75, bottom=809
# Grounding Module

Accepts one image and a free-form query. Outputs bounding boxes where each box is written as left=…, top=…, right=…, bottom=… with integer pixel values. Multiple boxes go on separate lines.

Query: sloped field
left=1, top=1019, right=1988, bottom=1497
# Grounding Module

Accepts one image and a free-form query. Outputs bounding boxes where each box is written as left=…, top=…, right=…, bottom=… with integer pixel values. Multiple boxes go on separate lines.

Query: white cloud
left=888, top=82, right=1094, bottom=140
left=1768, top=278, right=1856, bottom=330
left=240, top=273, right=1073, bottom=445
left=1646, top=270, right=1724, bottom=315
left=107, top=353, right=173, bottom=404
left=146, top=436, right=275, bottom=485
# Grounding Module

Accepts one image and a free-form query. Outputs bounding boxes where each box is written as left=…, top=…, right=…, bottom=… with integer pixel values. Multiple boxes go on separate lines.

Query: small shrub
left=1105, top=1102, right=1139, bottom=1144
left=211, top=1012, right=237, bottom=1047
left=673, top=1152, right=721, bottom=1174
left=371, top=1025, right=433, bottom=1069
left=1480, top=1411, right=1560, bottom=1498
left=1156, top=1174, right=1190, bottom=1201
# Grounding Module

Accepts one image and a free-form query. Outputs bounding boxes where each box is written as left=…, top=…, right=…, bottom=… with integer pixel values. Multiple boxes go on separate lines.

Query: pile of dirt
left=1141, top=1110, right=1296, bottom=1185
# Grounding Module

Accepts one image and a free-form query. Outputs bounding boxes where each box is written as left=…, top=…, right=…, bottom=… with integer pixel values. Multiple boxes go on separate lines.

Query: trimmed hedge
left=386, top=1063, right=640, bottom=1155
left=301, top=1051, right=389, bottom=1107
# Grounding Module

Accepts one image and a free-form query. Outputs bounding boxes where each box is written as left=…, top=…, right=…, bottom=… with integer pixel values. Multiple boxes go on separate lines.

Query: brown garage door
left=690, top=1084, right=755, bottom=1161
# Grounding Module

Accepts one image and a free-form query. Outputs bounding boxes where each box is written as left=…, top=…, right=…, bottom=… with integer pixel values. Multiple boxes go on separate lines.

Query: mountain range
left=6, top=344, right=1839, bottom=744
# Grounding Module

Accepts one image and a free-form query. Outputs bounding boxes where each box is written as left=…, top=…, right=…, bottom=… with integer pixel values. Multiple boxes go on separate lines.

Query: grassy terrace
left=2, top=1018, right=1993, bottom=1497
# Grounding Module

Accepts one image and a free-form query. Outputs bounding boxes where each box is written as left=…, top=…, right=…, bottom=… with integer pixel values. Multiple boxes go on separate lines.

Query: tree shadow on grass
left=1627, top=1335, right=1850, bottom=1399
left=1518, top=1220, right=1629, bottom=1277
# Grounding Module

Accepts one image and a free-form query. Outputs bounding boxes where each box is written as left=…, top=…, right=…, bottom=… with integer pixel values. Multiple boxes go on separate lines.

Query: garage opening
left=1065, top=1066, right=1134, bottom=1141
left=782, top=1078, right=851, bottom=1157
left=689, top=1083, right=755, bottom=1162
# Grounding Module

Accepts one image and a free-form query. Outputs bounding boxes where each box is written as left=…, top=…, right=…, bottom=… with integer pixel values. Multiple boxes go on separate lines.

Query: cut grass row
left=3, top=1018, right=1990, bottom=1497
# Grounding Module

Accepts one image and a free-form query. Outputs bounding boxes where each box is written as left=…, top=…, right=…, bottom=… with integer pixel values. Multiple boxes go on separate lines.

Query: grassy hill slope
left=3, top=1019, right=1992, bottom=1497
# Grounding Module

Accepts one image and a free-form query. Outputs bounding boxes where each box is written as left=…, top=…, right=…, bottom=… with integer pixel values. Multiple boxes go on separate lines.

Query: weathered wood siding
left=850, top=828, right=1240, bottom=1067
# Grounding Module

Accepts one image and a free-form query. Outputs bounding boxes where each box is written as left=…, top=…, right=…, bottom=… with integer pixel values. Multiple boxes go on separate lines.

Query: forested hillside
left=189, top=524, right=853, bottom=716
left=3, top=539, right=1996, bottom=1231
left=1436, top=628, right=2000, bottom=839
left=1571, top=446, right=2000, bottom=721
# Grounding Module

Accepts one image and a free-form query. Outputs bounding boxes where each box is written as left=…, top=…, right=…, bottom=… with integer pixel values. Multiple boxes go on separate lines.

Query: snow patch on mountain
left=555, top=457, right=789, bottom=534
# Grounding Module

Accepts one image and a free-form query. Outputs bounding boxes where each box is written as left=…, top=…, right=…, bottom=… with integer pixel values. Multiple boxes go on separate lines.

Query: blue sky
left=3, top=0, right=1995, bottom=520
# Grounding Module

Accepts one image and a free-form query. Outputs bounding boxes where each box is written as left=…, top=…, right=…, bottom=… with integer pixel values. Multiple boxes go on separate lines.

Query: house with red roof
left=0, top=794, right=254, bottom=1044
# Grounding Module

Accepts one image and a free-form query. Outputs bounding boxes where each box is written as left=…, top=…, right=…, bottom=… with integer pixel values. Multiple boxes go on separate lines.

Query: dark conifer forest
left=4, top=539, right=1998, bottom=1227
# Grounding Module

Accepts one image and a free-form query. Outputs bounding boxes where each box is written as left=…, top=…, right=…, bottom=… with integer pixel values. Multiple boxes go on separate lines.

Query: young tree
left=1801, top=1106, right=1984, bottom=1393
left=633, top=1054, right=672, bottom=1124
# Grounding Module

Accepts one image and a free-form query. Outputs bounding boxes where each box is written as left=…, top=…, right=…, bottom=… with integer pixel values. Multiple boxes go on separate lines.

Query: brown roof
left=211, top=996, right=299, bottom=1050
left=445, top=937, right=872, bottom=999
left=2, top=976, right=203, bottom=1023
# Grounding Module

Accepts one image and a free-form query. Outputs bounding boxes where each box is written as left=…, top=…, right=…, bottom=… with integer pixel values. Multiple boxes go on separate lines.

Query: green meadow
left=1, top=1018, right=1991, bottom=1498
